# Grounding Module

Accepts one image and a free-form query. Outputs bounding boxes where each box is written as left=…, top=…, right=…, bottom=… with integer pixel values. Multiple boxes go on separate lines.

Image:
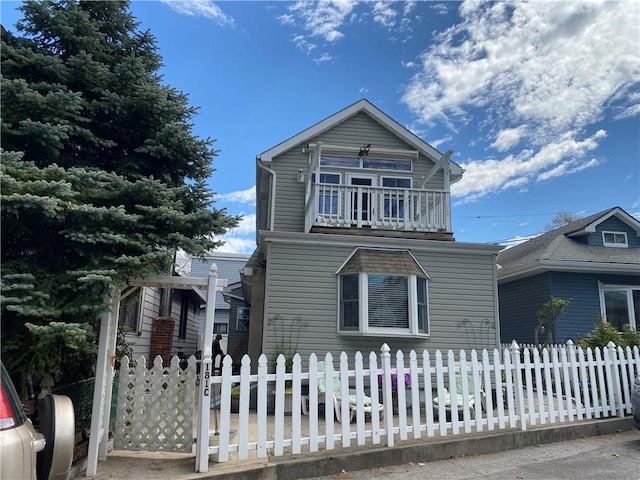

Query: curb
left=188, top=417, right=635, bottom=480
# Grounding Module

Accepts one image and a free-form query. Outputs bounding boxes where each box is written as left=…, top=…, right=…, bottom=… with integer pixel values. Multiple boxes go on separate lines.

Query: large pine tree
left=1, top=1, right=238, bottom=381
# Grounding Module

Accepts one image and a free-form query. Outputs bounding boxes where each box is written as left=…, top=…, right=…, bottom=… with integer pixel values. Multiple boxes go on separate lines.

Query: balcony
left=305, top=183, right=451, bottom=234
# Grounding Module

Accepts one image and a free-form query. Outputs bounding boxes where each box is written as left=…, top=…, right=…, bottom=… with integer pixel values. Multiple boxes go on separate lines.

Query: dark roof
left=497, top=207, right=640, bottom=279
left=338, top=248, right=427, bottom=276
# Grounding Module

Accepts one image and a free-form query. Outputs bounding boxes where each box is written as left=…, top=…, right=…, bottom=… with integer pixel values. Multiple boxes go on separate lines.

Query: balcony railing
left=305, top=183, right=451, bottom=233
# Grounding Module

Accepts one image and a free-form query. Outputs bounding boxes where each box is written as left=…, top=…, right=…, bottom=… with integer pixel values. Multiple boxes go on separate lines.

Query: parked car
left=632, top=376, right=640, bottom=430
left=0, top=362, right=75, bottom=480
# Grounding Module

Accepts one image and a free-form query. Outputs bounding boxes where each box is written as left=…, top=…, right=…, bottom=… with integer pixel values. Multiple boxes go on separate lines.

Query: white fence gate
left=114, top=355, right=197, bottom=452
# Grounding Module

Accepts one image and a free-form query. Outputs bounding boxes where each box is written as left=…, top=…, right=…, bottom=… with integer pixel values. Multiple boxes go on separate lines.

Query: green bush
left=577, top=318, right=640, bottom=350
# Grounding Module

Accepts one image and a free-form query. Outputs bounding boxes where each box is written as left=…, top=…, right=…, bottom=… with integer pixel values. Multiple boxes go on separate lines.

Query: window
left=178, top=294, right=189, bottom=339
left=337, top=249, right=429, bottom=336
left=213, top=323, right=228, bottom=335
left=382, top=177, right=411, bottom=219
left=119, top=287, right=142, bottom=333
left=320, top=155, right=411, bottom=171
left=313, top=173, right=341, bottom=216
left=599, top=283, right=639, bottom=331
left=236, top=307, right=250, bottom=331
left=602, top=231, right=628, bottom=247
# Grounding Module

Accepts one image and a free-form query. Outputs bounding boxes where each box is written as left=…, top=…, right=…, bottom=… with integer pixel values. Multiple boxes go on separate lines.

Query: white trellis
left=113, top=355, right=197, bottom=452
left=86, top=264, right=226, bottom=477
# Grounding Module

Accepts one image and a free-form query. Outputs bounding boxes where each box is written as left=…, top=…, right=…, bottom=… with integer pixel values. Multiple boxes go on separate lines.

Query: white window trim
left=316, top=171, right=342, bottom=218
left=319, top=154, right=413, bottom=172
left=598, top=282, right=638, bottom=330
left=602, top=231, right=628, bottom=248
left=380, top=176, right=412, bottom=188
left=236, top=307, right=250, bottom=331
left=338, top=272, right=430, bottom=338
left=119, top=286, right=144, bottom=335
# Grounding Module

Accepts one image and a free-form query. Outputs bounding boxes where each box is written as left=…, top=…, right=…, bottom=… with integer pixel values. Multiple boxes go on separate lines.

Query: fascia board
left=498, top=259, right=640, bottom=283
left=259, top=230, right=502, bottom=256
left=257, top=99, right=464, bottom=176
left=576, top=207, right=640, bottom=235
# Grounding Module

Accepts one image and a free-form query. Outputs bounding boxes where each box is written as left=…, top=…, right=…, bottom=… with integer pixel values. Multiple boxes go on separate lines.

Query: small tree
left=543, top=211, right=581, bottom=232
left=534, top=297, right=571, bottom=347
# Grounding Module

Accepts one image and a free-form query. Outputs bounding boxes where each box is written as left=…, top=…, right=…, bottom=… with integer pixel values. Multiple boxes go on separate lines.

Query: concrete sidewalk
left=72, top=416, right=636, bottom=480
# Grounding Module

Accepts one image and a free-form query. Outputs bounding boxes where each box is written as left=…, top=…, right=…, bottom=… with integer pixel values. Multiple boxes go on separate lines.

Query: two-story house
left=242, top=99, right=502, bottom=366
left=498, top=206, right=640, bottom=345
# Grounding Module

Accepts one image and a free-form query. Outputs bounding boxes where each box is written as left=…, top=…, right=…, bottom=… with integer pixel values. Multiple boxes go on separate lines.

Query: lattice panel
left=114, top=355, right=196, bottom=452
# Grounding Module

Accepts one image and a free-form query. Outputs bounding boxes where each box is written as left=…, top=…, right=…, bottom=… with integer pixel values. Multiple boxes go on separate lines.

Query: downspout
left=257, top=158, right=276, bottom=232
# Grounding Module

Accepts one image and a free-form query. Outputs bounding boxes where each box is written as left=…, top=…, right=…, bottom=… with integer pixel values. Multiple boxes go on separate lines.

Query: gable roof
left=257, top=98, right=463, bottom=181
left=497, top=207, right=640, bottom=282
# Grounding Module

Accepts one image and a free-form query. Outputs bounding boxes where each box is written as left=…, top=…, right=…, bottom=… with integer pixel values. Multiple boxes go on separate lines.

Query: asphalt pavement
left=309, top=429, right=640, bottom=480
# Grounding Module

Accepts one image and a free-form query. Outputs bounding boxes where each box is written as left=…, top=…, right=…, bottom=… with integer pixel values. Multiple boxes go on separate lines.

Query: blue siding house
left=498, top=207, right=640, bottom=345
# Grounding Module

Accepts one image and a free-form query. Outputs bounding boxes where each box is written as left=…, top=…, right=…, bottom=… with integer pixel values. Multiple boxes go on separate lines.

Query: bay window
left=337, top=248, right=429, bottom=336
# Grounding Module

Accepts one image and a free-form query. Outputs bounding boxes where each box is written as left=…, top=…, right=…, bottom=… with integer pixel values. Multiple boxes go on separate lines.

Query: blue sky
left=3, top=1, right=639, bottom=254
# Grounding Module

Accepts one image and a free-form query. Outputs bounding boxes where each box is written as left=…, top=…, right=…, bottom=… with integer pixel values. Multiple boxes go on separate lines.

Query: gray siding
left=126, top=286, right=161, bottom=359
left=170, top=290, right=201, bottom=357
left=498, top=273, right=551, bottom=345
left=263, top=240, right=498, bottom=365
left=270, top=112, right=443, bottom=234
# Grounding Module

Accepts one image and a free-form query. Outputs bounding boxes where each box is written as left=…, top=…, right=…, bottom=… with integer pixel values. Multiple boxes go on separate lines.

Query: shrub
left=578, top=318, right=640, bottom=350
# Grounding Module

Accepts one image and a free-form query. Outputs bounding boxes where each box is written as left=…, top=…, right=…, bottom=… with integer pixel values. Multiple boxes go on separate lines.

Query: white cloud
left=372, top=1, right=397, bottom=28
left=402, top=60, right=417, bottom=69
left=228, top=214, right=256, bottom=236
left=160, top=0, right=234, bottom=26
left=428, top=135, right=452, bottom=150
left=404, top=1, right=638, bottom=201
left=217, top=186, right=256, bottom=205
left=214, top=214, right=257, bottom=254
left=287, top=0, right=357, bottom=43
left=314, top=53, right=333, bottom=65
left=403, top=1, right=417, bottom=16
left=500, top=234, right=540, bottom=249
left=216, top=236, right=255, bottom=254
left=292, top=35, right=316, bottom=54
left=452, top=130, right=606, bottom=202
left=491, top=125, right=527, bottom=152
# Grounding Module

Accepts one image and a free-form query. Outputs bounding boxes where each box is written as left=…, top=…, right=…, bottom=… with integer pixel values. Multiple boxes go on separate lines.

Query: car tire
left=37, top=394, right=75, bottom=480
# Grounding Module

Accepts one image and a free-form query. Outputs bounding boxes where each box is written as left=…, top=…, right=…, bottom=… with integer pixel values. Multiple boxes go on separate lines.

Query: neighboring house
left=119, top=281, right=203, bottom=361
left=190, top=253, right=251, bottom=361
left=498, top=206, right=640, bottom=345
left=240, top=99, right=502, bottom=368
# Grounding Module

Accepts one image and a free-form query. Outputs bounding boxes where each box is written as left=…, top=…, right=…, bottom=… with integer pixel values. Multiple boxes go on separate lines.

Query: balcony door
left=347, top=174, right=376, bottom=226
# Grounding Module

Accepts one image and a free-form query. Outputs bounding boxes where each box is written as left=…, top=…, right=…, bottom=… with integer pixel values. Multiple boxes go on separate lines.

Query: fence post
left=510, top=340, right=526, bottom=431
left=196, top=263, right=218, bottom=473
left=380, top=343, right=394, bottom=447
left=608, top=342, right=624, bottom=417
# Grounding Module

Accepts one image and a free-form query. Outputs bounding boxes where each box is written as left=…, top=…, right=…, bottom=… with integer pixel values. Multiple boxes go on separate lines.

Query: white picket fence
left=110, top=342, right=639, bottom=464
left=208, top=341, right=639, bottom=463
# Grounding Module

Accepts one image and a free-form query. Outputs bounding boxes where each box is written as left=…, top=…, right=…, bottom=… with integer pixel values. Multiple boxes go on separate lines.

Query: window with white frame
left=236, top=307, right=250, bottom=331
left=381, top=177, right=411, bottom=219
left=599, top=283, right=639, bottom=331
left=320, top=155, right=412, bottom=172
left=602, top=231, right=628, bottom=248
left=313, top=172, right=341, bottom=216
left=119, top=286, right=142, bottom=334
left=337, top=249, right=429, bottom=336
